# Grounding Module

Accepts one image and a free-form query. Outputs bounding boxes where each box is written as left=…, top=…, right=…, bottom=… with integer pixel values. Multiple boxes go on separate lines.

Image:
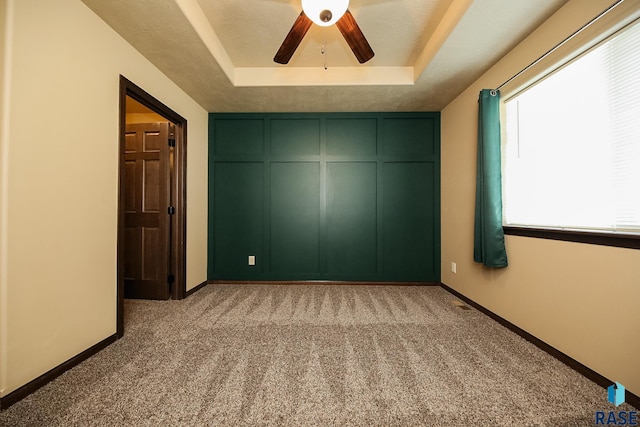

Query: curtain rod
left=491, top=0, right=625, bottom=95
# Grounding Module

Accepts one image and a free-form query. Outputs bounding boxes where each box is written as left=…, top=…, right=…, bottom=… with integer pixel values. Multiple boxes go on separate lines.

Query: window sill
left=503, top=226, right=640, bottom=250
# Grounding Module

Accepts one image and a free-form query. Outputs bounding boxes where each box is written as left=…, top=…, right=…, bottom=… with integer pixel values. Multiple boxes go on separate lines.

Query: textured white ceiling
left=197, top=0, right=451, bottom=67
left=81, top=0, right=568, bottom=112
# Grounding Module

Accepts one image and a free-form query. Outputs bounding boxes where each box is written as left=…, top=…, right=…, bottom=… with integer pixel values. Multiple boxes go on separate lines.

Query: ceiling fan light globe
left=301, top=0, right=349, bottom=27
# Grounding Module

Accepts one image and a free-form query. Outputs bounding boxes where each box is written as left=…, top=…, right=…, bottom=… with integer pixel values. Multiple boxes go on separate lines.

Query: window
left=503, top=19, right=640, bottom=239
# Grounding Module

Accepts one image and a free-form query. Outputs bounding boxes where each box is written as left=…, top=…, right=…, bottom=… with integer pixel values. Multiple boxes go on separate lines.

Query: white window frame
left=499, top=6, right=640, bottom=249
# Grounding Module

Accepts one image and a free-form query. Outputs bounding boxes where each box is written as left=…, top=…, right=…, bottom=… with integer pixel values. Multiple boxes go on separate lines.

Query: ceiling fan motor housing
left=301, top=0, right=349, bottom=27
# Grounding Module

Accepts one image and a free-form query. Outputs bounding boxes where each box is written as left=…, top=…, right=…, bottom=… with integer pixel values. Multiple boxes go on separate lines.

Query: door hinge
left=168, top=138, right=176, bottom=147
left=168, top=206, right=175, bottom=215
left=168, top=274, right=175, bottom=284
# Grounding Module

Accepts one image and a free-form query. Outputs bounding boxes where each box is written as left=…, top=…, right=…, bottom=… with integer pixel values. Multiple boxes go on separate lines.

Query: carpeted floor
left=0, top=284, right=630, bottom=426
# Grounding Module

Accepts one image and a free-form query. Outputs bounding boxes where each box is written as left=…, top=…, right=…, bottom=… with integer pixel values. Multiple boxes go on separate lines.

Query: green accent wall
left=208, top=113, right=440, bottom=282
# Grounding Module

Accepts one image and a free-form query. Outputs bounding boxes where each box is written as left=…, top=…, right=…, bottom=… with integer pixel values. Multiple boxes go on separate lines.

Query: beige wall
left=0, top=0, right=8, bottom=399
left=0, top=0, right=208, bottom=396
left=441, top=0, right=640, bottom=396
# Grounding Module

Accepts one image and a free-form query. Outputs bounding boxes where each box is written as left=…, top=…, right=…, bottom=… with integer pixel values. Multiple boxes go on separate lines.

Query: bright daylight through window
left=503, top=18, right=640, bottom=234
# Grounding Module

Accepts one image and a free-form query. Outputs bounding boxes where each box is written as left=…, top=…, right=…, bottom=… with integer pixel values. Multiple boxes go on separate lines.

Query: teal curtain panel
left=474, top=90, right=508, bottom=267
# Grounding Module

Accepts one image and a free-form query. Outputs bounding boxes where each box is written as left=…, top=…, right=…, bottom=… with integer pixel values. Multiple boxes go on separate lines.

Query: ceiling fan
left=274, top=0, right=375, bottom=65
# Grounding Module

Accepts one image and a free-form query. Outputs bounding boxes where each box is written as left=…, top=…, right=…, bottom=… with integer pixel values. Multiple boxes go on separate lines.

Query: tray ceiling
left=81, top=0, right=568, bottom=112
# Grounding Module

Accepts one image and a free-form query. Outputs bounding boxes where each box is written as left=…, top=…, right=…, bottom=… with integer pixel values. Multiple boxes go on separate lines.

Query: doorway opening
left=117, top=76, right=187, bottom=337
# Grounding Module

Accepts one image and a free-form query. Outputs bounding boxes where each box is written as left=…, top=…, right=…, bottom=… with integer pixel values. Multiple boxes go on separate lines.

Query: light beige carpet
left=0, top=284, right=628, bottom=426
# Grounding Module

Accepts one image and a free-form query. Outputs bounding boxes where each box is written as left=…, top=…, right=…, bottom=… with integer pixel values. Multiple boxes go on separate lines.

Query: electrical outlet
left=451, top=262, right=457, bottom=274
left=248, top=255, right=256, bottom=266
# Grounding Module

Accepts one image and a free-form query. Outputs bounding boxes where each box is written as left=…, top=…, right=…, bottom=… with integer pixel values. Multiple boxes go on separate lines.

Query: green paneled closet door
left=209, top=113, right=440, bottom=282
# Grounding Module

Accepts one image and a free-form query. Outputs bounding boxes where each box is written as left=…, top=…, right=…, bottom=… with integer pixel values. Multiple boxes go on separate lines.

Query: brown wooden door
left=123, top=122, right=171, bottom=300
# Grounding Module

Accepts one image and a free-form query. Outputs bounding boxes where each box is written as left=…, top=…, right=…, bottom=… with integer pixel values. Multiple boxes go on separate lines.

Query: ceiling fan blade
left=336, top=10, right=375, bottom=64
left=274, top=11, right=313, bottom=64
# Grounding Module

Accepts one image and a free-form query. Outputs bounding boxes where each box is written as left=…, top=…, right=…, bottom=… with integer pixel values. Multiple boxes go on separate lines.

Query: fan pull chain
left=321, top=42, right=328, bottom=70
left=321, top=29, right=328, bottom=70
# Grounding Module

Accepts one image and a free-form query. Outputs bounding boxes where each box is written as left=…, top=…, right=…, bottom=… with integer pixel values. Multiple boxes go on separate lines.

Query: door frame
left=117, top=75, right=188, bottom=337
